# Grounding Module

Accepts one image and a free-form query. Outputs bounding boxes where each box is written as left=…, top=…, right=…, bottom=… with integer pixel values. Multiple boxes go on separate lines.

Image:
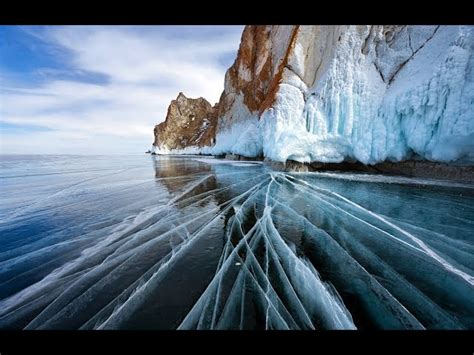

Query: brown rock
left=215, top=26, right=299, bottom=130
left=153, top=92, right=218, bottom=151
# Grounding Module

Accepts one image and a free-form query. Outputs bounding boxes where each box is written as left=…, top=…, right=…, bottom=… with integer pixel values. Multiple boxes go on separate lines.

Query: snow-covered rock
left=153, top=25, right=474, bottom=165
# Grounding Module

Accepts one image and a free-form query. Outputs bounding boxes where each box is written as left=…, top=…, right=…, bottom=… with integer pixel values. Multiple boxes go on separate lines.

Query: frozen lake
left=0, top=154, right=473, bottom=329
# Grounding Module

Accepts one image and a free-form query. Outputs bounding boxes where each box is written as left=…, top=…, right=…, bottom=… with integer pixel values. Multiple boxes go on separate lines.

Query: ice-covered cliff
left=152, top=25, right=474, bottom=166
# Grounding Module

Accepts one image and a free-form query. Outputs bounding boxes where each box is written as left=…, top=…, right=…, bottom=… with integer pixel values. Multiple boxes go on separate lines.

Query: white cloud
left=0, top=25, right=243, bottom=154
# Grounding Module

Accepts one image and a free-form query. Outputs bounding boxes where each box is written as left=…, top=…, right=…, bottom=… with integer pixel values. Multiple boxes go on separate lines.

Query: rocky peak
left=176, top=92, right=187, bottom=102
left=153, top=93, right=218, bottom=151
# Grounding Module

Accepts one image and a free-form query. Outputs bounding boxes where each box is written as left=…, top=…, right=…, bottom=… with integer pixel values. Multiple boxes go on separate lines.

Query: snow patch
left=206, top=117, right=262, bottom=158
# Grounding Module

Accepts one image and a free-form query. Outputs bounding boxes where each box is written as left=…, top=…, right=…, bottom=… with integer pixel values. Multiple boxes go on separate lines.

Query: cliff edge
left=152, top=25, right=474, bottom=173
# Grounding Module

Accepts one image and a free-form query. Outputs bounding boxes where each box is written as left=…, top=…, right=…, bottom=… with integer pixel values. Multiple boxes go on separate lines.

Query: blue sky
left=0, top=25, right=243, bottom=154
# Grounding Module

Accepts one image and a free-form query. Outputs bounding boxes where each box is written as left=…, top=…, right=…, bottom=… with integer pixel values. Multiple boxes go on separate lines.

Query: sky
left=0, top=25, right=244, bottom=154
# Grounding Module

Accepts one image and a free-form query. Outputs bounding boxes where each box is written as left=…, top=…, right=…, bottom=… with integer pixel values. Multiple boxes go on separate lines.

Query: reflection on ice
left=0, top=155, right=473, bottom=329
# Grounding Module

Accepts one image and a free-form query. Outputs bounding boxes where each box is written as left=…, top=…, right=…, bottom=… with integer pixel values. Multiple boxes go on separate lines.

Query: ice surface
left=0, top=155, right=473, bottom=329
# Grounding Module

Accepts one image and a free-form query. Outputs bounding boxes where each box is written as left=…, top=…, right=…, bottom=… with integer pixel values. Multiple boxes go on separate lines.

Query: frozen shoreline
left=150, top=151, right=474, bottom=183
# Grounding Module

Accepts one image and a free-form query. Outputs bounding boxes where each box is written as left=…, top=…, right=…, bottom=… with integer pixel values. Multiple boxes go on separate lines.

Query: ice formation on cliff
left=153, top=25, right=474, bottom=165
left=260, top=26, right=474, bottom=164
left=206, top=117, right=262, bottom=158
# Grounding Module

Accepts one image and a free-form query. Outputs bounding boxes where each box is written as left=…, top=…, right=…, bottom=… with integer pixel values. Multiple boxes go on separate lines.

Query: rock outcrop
left=153, top=92, right=218, bottom=152
left=152, top=25, right=474, bottom=168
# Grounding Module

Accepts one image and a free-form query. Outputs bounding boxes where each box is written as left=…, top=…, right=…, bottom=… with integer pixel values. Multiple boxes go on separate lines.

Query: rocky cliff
left=152, top=25, right=474, bottom=167
left=153, top=92, right=218, bottom=152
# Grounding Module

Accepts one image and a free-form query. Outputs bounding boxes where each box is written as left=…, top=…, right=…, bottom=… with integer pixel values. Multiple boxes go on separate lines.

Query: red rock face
left=222, top=26, right=277, bottom=113
left=216, top=25, right=299, bottom=126
left=153, top=92, right=218, bottom=150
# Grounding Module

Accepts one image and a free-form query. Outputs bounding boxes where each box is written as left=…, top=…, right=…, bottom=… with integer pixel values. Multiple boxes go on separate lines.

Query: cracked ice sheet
left=0, top=155, right=473, bottom=329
